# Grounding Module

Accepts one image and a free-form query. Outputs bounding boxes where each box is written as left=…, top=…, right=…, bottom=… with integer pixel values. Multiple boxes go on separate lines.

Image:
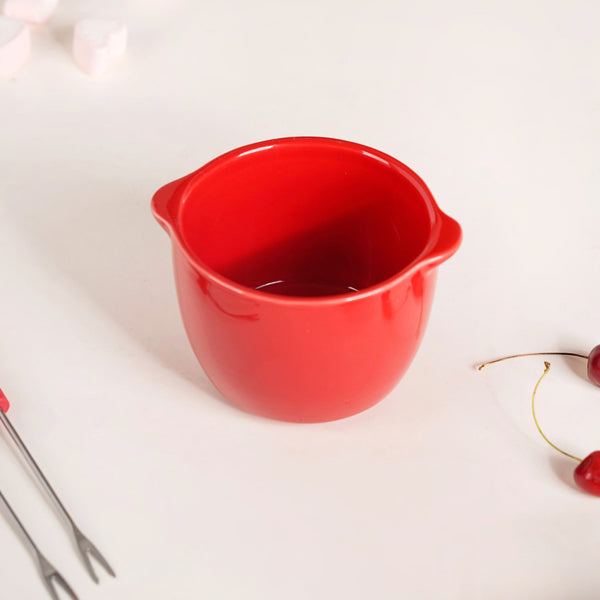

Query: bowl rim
left=152, top=136, right=461, bottom=306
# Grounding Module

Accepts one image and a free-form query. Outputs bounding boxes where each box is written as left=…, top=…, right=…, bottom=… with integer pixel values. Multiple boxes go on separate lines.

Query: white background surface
left=1, top=1, right=600, bottom=598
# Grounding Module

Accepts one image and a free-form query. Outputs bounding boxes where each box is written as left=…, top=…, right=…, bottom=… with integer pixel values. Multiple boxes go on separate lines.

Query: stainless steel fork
left=0, top=386, right=115, bottom=598
left=0, top=490, right=79, bottom=600
left=0, top=410, right=115, bottom=583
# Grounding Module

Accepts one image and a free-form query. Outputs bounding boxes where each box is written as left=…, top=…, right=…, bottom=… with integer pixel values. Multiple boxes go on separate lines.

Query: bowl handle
left=151, top=174, right=194, bottom=232
left=423, top=212, right=462, bottom=268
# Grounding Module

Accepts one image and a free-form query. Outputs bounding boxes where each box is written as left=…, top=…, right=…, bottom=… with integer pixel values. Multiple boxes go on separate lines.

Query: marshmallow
left=0, top=16, right=29, bottom=77
left=72, top=18, right=127, bottom=77
left=3, top=0, right=57, bottom=25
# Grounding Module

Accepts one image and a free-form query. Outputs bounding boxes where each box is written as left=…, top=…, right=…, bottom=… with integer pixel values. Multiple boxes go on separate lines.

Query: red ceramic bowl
left=152, top=137, right=461, bottom=422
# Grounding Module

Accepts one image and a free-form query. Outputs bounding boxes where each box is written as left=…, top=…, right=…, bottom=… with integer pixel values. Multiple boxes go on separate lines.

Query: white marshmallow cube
left=3, top=0, right=57, bottom=25
left=0, top=16, right=29, bottom=77
left=72, top=18, right=127, bottom=77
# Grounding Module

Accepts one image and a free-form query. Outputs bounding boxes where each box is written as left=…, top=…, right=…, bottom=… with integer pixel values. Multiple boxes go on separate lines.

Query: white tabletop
left=2, top=1, right=600, bottom=598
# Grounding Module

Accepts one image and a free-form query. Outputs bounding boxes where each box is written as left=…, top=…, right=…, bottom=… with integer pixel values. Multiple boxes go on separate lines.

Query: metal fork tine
left=74, top=525, right=117, bottom=582
left=50, top=572, right=80, bottom=600
left=88, top=537, right=116, bottom=578
left=39, top=555, right=80, bottom=600
left=78, top=546, right=100, bottom=583
left=42, top=578, right=61, bottom=600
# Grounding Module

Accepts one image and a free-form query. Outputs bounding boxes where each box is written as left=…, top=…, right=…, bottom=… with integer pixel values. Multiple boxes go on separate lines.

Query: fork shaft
left=0, top=411, right=76, bottom=532
left=0, top=489, right=41, bottom=559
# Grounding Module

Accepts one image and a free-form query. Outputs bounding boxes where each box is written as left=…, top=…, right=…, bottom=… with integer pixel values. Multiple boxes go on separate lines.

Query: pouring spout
left=151, top=175, right=192, bottom=233
left=422, top=212, right=462, bottom=269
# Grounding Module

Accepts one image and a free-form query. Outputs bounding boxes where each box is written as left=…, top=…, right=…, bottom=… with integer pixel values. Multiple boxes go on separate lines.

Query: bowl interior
left=180, top=140, right=433, bottom=297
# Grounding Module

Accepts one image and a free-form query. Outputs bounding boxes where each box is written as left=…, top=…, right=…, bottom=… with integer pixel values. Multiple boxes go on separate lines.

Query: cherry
left=480, top=359, right=600, bottom=497
left=587, top=345, right=600, bottom=387
left=529, top=363, right=600, bottom=496
left=574, top=451, right=600, bottom=496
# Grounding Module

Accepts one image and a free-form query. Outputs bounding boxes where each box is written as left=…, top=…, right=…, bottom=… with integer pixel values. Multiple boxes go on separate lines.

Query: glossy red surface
left=0, top=387, right=8, bottom=413
left=574, top=451, right=600, bottom=496
left=152, top=137, right=461, bottom=422
left=587, top=345, right=600, bottom=387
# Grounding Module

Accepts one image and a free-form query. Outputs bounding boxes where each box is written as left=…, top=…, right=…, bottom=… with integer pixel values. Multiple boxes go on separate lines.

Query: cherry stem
left=531, top=362, right=581, bottom=462
left=478, top=352, right=588, bottom=370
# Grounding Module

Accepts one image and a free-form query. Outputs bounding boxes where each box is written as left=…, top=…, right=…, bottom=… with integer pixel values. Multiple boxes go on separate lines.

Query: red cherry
left=480, top=357, right=600, bottom=496
left=587, top=345, right=600, bottom=387
left=574, top=451, right=600, bottom=496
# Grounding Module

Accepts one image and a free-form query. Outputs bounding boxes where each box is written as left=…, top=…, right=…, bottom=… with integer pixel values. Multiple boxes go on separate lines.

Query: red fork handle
left=0, top=388, right=9, bottom=412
